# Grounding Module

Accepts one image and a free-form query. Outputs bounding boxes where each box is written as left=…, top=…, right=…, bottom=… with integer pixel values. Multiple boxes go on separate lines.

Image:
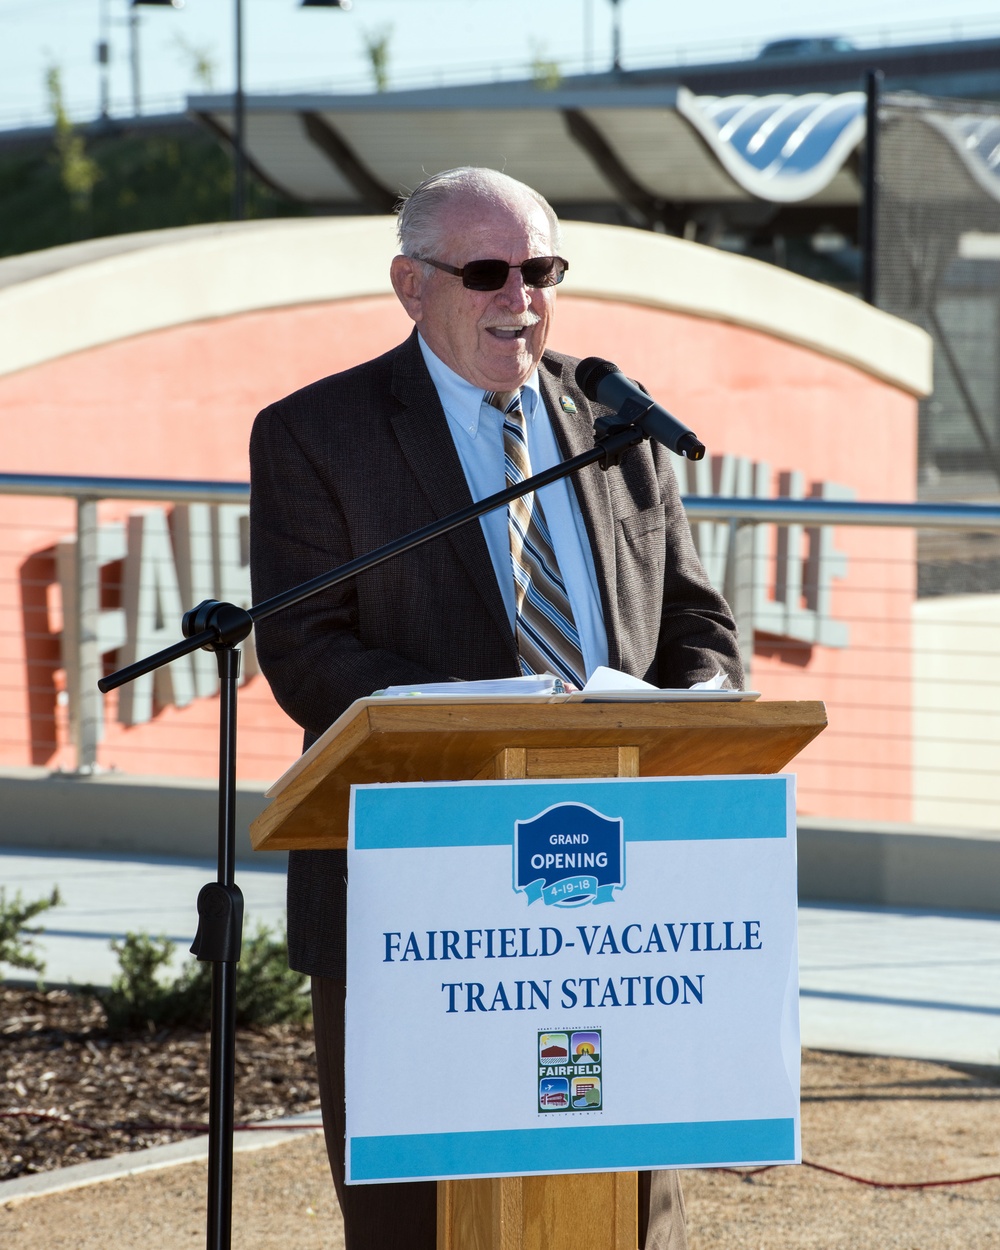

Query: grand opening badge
left=514, top=802, right=625, bottom=908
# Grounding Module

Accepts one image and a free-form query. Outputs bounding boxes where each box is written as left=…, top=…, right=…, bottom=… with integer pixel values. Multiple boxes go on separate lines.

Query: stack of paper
left=375, top=674, right=566, bottom=697
left=375, top=666, right=736, bottom=698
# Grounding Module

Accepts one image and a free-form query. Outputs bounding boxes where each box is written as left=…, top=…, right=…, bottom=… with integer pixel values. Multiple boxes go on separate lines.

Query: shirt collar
left=417, top=332, right=541, bottom=442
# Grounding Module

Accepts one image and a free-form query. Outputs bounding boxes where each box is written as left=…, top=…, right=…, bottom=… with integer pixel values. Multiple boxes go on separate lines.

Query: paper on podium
left=376, top=673, right=564, bottom=698
left=376, top=665, right=745, bottom=698
left=580, top=665, right=657, bottom=693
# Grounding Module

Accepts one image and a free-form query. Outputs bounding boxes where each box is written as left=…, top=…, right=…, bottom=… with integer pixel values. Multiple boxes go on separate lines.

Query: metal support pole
left=129, top=9, right=141, bottom=116
left=725, top=518, right=755, bottom=684
left=75, top=498, right=101, bottom=771
left=610, top=0, right=622, bottom=71
left=200, top=644, right=244, bottom=1250
left=861, top=68, right=882, bottom=306
left=97, top=0, right=111, bottom=121
left=232, top=0, right=246, bottom=221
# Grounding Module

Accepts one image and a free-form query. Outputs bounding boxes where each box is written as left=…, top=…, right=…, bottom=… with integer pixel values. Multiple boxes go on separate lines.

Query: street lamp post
left=233, top=0, right=245, bottom=220
left=610, top=0, right=623, bottom=72
left=124, top=0, right=349, bottom=217
left=96, top=0, right=111, bottom=120
left=130, top=0, right=185, bottom=117
left=233, top=0, right=351, bottom=221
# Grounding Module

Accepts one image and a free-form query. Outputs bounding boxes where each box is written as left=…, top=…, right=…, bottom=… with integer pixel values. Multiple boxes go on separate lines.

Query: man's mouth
left=485, top=323, right=535, bottom=341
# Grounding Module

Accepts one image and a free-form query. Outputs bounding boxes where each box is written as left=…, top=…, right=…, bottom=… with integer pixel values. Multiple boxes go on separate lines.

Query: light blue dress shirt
left=417, top=334, right=609, bottom=678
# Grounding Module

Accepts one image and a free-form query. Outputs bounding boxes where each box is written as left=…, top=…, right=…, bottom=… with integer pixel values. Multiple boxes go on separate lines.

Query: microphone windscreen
left=574, top=356, right=621, bottom=402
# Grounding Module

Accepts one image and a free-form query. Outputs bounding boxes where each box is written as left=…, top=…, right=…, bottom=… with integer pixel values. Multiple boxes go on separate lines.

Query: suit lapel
left=389, top=333, right=516, bottom=654
left=537, top=356, right=623, bottom=670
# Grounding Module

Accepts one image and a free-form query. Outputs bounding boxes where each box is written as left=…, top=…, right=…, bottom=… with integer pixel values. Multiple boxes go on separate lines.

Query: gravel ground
left=2, top=988, right=999, bottom=1248
left=685, top=1049, right=1000, bottom=1249
left=1, top=1135, right=345, bottom=1250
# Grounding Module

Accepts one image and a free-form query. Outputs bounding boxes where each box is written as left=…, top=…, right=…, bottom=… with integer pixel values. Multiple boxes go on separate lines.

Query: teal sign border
left=350, top=1117, right=796, bottom=1181
left=351, top=775, right=792, bottom=850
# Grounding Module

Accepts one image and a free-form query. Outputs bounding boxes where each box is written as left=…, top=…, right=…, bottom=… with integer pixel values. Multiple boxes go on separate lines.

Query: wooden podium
left=250, top=697, right=826, bottom=1250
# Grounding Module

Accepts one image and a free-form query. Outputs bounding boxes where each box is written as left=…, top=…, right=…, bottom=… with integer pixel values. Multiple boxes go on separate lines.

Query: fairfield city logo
left=513, top=802, right=625, bottom=908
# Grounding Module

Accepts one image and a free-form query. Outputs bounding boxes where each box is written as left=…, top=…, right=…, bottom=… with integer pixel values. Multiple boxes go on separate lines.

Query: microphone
left=575, top=357, right=705, bottom=461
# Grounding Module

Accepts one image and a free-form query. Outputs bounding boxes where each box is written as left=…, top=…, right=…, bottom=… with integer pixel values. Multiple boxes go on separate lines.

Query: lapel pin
left=559, top=395, right=578, bottom=414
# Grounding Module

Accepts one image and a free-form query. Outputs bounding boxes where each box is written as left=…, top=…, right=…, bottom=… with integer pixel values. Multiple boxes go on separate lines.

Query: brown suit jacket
left=249, top=330, right=742, bottom=978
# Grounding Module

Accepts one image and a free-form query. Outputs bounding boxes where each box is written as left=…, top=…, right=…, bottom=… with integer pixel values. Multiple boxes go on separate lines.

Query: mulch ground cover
left=0, top=985, right=320, bottom=1180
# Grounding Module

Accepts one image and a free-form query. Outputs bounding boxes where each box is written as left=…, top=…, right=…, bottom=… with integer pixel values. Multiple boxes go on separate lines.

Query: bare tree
left=363, top=25, right=392, bottom=93
left=45, top=66, right=101, bottom=214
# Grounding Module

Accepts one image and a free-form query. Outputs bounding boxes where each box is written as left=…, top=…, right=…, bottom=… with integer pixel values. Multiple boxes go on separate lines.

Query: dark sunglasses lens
left=521, top=257, right=562, bottom=287
left=460, top=257, right=567, bottom=290
left=462, top=260, right=510, bottom=290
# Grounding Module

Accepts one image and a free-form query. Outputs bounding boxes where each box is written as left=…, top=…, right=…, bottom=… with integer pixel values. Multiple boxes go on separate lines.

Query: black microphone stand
left=97, top=413, right=655, bottom=1250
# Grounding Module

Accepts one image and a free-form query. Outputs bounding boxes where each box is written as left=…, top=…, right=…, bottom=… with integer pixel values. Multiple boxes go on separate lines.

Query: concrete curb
left=0, top=1113, right=323, bottom=1206
left=797, top=815, right=1000, bottom=914
left=0, top=767, right=279, bottom=868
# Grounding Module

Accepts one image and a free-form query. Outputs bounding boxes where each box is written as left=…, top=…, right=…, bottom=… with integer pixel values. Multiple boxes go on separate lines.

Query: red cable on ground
left=0, top=1109, right=318, bottom=1135
left=804, top=1160, right=1000, bottom=1190
left=716, top=1161, right=1000, bottom=1190
left=4, top=1111, right=999, bottom=1189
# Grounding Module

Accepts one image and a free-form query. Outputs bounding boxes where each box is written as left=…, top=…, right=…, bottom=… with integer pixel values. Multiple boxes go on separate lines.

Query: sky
left=2, top=0, right=999, bottom=131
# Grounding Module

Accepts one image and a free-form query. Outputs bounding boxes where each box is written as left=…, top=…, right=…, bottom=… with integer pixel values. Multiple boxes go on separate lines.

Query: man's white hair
left=396, top=167, right=561, bottom=260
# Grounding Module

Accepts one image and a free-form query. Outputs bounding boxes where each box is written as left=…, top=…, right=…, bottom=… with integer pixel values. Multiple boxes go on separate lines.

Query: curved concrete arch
left=0, top=216, right=931, bottom=396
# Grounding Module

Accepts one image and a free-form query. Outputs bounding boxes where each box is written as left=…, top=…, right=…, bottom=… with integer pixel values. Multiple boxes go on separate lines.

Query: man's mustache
left=481, top=314, right=541, bottom=329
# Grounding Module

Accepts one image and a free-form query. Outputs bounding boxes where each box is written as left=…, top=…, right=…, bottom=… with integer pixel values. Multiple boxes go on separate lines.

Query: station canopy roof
left=188, top=79, right=1000, bottom=220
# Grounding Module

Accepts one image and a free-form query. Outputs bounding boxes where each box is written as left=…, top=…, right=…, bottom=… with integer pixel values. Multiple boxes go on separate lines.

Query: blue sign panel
left=513, top=801, right=624, bottom=907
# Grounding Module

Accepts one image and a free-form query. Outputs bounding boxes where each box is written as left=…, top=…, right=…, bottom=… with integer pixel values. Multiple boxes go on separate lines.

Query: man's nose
left=496, top=269, right=531, bottom=309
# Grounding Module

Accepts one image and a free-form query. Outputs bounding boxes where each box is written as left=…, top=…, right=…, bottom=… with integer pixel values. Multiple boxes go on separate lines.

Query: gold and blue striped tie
left=487, top=389, right=586, bottom=688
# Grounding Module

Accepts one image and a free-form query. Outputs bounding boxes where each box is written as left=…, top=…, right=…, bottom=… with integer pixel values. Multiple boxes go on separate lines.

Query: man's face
left=391, top=193, right=558, bottom=392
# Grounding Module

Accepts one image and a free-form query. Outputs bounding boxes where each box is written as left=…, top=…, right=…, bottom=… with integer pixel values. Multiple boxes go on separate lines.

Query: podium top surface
left=250, top=696, right=827, bottom=852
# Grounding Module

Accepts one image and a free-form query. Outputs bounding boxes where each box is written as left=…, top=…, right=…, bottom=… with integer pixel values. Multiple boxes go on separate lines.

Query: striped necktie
left=487, top=389, right=586, bottom=689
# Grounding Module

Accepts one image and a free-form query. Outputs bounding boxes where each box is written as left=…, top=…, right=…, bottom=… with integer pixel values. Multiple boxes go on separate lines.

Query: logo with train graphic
left=537, top=1029, right=603, bottom=1113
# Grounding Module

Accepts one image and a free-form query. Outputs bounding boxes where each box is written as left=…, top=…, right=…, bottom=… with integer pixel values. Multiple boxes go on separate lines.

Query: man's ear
left=390, top=254, right=425, bottom=323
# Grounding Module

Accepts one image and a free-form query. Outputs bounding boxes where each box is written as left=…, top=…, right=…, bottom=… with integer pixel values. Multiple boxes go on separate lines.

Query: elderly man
left=250, top=166, right=743, bottom=1250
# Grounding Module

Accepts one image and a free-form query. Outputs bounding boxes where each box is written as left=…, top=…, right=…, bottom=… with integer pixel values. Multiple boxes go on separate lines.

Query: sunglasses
left=420, top=255, right=569, bottom=291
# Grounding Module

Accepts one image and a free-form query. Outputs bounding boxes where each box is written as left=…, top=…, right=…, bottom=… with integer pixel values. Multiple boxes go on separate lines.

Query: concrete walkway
left=2, top=849, right=287, bottom=987
left=3, top=848, right=999, bottom=1067
left=798, top=902, right=1000, bottom=1067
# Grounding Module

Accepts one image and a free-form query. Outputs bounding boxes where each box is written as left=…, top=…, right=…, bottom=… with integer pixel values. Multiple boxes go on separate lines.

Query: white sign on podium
left=345, top=774, right=800, bottom=1184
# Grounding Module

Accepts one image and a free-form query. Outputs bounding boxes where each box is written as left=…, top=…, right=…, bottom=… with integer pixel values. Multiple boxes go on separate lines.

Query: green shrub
left=96, top=924, right=310, bottom=1032
left=0, top=123, right=308, bottom=261
left=96, top=931, right=196, bottom=1031
left=0, top=886, right=61, bottom=978
left=227, top=923, right=313, bottom=1028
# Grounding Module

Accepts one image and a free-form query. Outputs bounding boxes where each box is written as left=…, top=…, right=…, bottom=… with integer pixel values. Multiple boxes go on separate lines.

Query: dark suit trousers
left=312, top=977, right=688, bottom=1250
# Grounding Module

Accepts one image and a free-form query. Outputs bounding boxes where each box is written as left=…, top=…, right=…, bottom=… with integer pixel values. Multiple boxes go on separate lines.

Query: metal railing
left=681, top=498, right=1000, bottom=528
left=0, top=472, right=250, bottom=504
left=2, top=472, right=998, bottom=829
